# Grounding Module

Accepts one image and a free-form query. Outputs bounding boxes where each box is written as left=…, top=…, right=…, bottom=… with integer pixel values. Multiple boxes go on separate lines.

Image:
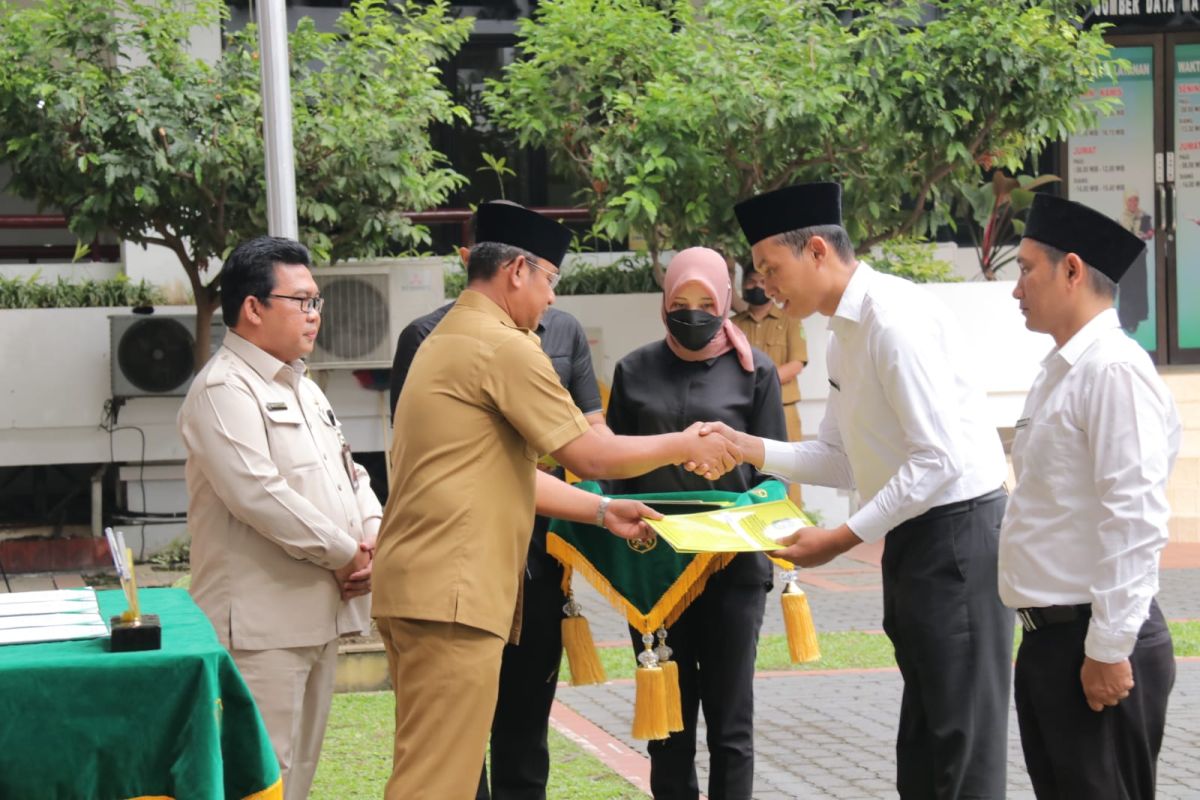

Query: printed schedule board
left=1069, top=47, right=1159, bottom=352
left=1175, top=44, right=1200, bottom=349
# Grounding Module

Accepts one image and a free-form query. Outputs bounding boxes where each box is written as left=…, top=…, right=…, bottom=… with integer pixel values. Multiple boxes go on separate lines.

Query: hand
left=1081, top=656, right=1134, bottom=712
left=334, top=541, right=373, bottom=600
left=770, top=524, right=861, bottom=568
left=603, top=499, right=662, bottom=543
left=679, top=421, right=742, bottom=480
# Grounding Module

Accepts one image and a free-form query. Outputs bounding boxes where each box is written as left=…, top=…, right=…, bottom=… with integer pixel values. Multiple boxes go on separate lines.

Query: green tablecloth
left=0, top=588, right=281, bottom=800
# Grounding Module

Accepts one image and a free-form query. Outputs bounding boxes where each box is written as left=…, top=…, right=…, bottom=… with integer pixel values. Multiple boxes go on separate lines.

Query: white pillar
left=258, top=0, right=298, bottom=239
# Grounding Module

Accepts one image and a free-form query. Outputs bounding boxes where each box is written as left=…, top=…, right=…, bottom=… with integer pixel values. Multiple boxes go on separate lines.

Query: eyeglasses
left=267, top=293, right=324, bottom=314
left=525, top=259, right=561, bottom=290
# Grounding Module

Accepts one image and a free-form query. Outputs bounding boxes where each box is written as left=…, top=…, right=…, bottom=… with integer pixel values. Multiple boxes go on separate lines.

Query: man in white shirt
left=704, top=182, right=1013, bottom=798
left=1001, top=194, right=1180, bottom=799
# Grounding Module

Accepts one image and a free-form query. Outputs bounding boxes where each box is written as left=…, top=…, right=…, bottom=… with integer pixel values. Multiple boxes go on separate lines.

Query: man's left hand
left=603, top=499, right=662, bottom=545
left=1081, top=656, right=1134, bottom=712
left=340, top=541, right=374, bottom=600
left=770, top=524, right=861, bottom=568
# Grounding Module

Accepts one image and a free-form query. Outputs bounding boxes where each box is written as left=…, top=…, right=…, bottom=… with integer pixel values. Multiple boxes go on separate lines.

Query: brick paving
left=556, top=543, right=1200, bottom=798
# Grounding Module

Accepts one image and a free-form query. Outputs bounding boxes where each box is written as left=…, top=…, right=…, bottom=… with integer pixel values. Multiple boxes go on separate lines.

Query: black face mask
left=743, top=286, right=769, bottom=306
left=666, top=309, right=724, bottom=351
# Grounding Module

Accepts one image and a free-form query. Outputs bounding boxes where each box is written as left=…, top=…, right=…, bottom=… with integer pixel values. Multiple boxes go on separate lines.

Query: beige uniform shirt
left=179, top=331, right=382, bottom=651
left=731, top=304, right=808, bottom=405
left=372, top=290, right=590, bottom=641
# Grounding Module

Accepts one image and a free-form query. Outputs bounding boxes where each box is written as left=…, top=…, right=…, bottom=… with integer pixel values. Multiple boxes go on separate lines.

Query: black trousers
left=627, top=568, right=768, bottom=800
left=476, top=573, right=566, bottom=800
left=882, top=490, right=1014, bottom=799
left=1015, top=600, right=1175, bottom=800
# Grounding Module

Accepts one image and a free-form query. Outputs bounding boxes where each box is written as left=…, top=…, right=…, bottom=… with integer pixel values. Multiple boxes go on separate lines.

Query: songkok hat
left=734, top=182, right=843, bottom=246
left=474, top=201, right=573, bottom=267
left=1022, top=193, right=1145, bottom=283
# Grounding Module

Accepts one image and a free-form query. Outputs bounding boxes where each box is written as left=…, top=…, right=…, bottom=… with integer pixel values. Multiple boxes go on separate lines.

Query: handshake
left=678, top=420, right=753, bottom=481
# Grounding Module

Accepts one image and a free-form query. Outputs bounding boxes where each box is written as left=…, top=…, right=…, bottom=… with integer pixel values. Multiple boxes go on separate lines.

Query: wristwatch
left=595, top=496, right=612, bottom=528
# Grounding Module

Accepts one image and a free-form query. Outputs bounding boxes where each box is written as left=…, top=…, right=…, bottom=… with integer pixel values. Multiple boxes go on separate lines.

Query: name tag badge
left=1015, top=417, right=1030, bottom=430
left=265, top=401, right=288, bottom=411
left=341, top=442, right=360, bottom=491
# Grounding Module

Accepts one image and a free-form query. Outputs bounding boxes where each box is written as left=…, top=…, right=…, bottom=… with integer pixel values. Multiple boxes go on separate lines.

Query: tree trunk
left=725, top=251, right=747, bottom=314
left=192, top=286, right=221, bottom=373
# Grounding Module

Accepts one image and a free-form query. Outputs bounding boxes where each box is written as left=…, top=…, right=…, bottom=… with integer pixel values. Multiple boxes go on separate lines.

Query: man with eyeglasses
left=373, top=201, right=744, bottom=800
left=388, top=204, right=612, bottom=800
left=178, top=236, right=379, bottom=800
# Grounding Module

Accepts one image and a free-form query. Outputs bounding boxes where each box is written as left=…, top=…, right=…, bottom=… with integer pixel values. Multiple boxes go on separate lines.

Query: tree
left=484, top=0, right=1117, bottom=277
left=0, top=0, right=471, bottom=366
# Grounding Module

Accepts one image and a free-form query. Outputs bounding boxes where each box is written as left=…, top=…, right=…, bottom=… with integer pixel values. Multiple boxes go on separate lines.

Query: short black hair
left=1030, top=240, right=1117, bottom=301
left=220, top=236, right=311, bottom=327
left=466, top=241, right=530, bottom=283
left=772, top=224, right=856, bottom=264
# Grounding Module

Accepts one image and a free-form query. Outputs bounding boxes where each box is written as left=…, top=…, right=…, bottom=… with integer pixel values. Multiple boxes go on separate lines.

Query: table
left=0, top=588, right=282, bottom=800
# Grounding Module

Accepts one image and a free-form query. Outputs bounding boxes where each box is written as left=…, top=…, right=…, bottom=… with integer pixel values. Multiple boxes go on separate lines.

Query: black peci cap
left=474, top=202, right=573, bottom=267
left=734, top=182, right=843, bottom=246
left=1022, top=194, right=1145, bottom=283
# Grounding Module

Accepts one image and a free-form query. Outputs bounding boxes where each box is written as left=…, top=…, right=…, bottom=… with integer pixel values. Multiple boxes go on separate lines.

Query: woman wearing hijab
left=605, top=247, right=787, bottom=800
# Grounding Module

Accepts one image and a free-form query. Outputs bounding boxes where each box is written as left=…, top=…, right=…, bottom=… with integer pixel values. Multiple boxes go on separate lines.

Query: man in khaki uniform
left=179, top=236, right=377, bottom=800
left=732, top=267, right=808, bottom=503
left=372, top=202, right=742, bottom=800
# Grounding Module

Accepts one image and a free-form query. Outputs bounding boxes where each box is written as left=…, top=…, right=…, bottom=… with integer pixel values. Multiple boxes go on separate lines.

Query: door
left=1066, top=34, right=1200, bottom=364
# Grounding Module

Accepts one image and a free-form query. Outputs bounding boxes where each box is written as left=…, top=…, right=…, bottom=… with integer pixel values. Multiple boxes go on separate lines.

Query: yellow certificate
left=645, top=498, right=812, bottom=553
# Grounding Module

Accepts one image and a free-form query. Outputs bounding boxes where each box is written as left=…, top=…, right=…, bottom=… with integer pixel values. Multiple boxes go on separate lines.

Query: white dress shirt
left=762, top=262, right=1007, bottom=542
left=999, top=308, right=1180, bottom=663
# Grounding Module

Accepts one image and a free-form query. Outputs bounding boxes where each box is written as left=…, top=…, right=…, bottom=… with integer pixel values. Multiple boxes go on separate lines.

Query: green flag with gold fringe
left=547, top=479, right=791, bottom=636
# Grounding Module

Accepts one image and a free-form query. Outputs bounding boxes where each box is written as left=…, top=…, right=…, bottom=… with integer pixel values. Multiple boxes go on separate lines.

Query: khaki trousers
left=378, top=617, right=507, bottom=800
left=230, top=639, right=339, bottom=800
left=783, top=402, right=804, bottom=506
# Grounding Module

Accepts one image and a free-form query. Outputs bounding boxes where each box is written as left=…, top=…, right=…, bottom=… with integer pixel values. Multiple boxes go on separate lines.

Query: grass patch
left=311, top=692, right=393, bottom=799
left=560, top=620, right=1200, bottom=683
left=564, top=630, right=901, bottom=682
left=311, top=692, right=644, bottom=799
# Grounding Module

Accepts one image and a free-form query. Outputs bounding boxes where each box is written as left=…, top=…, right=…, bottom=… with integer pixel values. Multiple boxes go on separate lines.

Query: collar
left=1047, top=307, right=1121, bottom=368
left=456, top=288, right=524, bottom=331
left=223, top=330, right=304, bottom=383
left=831, top=261, right=872, bottom=324
left=745, top=303, right=786, bottom=322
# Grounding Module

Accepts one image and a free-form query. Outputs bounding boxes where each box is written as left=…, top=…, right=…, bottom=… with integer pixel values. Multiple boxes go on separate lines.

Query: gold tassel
left=562, top=596, right=607, bottom=686
left=632, top=634, right=670, bottom=741
left=659, top=659, right=684, bottom=733
left=781, top=575, right=820, bottom=664
left=655, top=627, right=684, bottom=733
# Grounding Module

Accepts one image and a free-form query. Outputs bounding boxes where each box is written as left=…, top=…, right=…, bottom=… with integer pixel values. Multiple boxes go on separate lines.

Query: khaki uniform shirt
left=179, top=332, right=382, bottom=651
left=371, top=290, right=590, bottom=641
left=731, top=305, right=808, bottom=405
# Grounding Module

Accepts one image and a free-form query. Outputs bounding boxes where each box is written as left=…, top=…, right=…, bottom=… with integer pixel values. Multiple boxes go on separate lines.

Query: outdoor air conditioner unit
left=110, top=314, right=227, bottom=398
left=307, top=259, right=446, bottom=370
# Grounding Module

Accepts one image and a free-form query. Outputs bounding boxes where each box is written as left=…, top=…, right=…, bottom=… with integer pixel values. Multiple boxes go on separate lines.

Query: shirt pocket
left=263, top=405, right=321, bottom=472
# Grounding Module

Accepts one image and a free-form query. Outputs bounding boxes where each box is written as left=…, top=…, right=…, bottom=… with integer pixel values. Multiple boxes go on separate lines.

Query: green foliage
left=957, top=172, right=1062, bottom=279
left=442, top=254, right=660, bottom=298
left=485, top=0, right=1117, bottom=261
left=872, top=239, right=960, bottom=284
left=0, top=0, right=470, bottom=363
left=0, top=273, right=164, bottom=309
left=556, top=255, right=660, bottom=295
left=476, top=152, right=517, bottom=200
left=148, top=536, right=191, bottom=570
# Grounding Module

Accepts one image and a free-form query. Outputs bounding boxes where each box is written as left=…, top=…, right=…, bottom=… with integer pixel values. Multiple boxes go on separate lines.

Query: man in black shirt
left=390, top=296, right=609, bottom=800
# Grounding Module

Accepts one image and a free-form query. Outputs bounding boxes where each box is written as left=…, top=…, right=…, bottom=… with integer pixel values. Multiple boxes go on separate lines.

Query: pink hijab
left=661, top=247, right=755, bottom=373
